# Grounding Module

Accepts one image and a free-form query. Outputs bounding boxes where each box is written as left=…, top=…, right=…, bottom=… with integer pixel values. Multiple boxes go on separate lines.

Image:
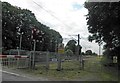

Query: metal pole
left=57, top=53, right=61, bottom=71
left=46, top=51, right=49, bottom=70
left=19, top=33, right=22, bottom=50
left=78, top=34, right=80, bottom=46
left=17, top=47, right=20, bottom=68
left=17, top=47, right=20, bottom=56
left=33, top=40, right=36, bottom=69
left=77, top=34, right=80, bottom=61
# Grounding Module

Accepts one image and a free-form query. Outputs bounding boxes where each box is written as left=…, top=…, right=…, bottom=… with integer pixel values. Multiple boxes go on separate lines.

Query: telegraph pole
left=69, top=34, right=81, bottom=61
left=77, top=34, right=81, bottom=61
left=77, top=34, right=83, bottom=69
left=78, top=34, right=80, bottom=46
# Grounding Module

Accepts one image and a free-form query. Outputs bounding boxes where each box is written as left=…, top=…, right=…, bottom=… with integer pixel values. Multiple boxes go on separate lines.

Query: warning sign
left=58, top=49, right=64, bottom=54
left=58, top=43, right=64, bottom=54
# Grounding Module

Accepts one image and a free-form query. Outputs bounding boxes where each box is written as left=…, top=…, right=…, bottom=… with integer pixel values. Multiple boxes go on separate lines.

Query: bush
left=65, top=49, right=73, bottom=56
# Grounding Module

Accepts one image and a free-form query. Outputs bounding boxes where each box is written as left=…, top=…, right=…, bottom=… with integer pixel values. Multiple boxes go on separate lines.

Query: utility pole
left=77, top=34, right=83, bottom=69
left=78, top=34, right=80, bottom=46
left=77, top=34, right=81, bottom=61
left=69, top=34, right=81, bottom=61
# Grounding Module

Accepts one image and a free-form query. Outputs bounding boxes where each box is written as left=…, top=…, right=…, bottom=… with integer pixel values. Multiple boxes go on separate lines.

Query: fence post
left=57, top=53, right=62, bottom=71
left=46, top=51, right=49, bottom=70
left=82, top=59, right=84, bottom=70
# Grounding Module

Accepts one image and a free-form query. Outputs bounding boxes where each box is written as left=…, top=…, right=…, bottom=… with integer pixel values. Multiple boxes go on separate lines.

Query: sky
left=1, top=0, right=104, bottom=54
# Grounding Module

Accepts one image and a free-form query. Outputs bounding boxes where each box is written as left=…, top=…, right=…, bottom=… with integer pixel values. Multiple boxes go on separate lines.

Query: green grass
left=19, top=56, right=118, bottom=81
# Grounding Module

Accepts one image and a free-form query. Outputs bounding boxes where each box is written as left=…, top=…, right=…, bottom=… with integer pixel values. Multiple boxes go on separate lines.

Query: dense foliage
left=65, top=40, right=77, bottom=54
left=81, top=50, right=97, bottom=56
left=65, top=39, right=82, bottom=56
left=84, top=2, right=120, bottom=64
left=2, top=2, right=62, bottom=53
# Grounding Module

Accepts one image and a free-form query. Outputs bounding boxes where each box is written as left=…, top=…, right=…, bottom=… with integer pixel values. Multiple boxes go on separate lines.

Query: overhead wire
left=32, top=0, right=88, bottom=42
left=32, top=0, right=73, bottom=29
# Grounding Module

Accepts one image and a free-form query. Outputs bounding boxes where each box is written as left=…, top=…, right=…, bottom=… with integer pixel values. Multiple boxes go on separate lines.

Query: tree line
left=84, top=2, right=119, bottom=67
left=2, top=2, right=62, bottom=54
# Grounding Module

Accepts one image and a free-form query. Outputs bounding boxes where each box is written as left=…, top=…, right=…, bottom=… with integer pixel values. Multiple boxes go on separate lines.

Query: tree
left=65, top=49, right=73, bottom=57
left=81, top=52, right=85, bottom=55
left=85, top=50, right=92, bottom=55
left=2, top=2, right=63, bottom=53
left=65, top=40, right=77, bottom=54
left=84, top=2, right=120, bottom=65
left=92, top=52, right=98, bottom=56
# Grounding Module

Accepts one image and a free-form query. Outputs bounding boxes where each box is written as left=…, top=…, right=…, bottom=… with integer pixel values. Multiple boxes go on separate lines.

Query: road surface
left=2, top=71, right=38, bottom=81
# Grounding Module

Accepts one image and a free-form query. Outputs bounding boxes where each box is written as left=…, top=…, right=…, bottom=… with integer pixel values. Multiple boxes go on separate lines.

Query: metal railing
left=0, top=55, right=29, bottom=69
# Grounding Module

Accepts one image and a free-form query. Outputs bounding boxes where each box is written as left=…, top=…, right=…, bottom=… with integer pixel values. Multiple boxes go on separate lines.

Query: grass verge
left=17, top=56, right=118, bottom=81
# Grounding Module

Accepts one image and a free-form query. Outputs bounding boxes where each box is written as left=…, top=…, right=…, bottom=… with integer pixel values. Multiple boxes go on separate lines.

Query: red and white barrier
left=0, top=55, right=29, bottom=58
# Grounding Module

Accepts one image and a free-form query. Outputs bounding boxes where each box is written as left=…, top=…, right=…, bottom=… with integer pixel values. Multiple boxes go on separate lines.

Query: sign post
left=57, top=43, right=64, bottom=71
left=46, top=50, right=49, bottom=70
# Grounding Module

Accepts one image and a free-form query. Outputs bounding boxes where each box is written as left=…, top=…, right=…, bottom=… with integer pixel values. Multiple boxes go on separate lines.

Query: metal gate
left=0, top=55, right=29, bottom=69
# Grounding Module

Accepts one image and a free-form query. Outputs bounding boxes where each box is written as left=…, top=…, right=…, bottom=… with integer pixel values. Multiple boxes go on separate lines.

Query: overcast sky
left=2, top=0, right=104, bottom=54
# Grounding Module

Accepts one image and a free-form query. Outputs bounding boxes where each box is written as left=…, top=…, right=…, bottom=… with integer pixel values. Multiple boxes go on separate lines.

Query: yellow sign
left=58, top=43, right=64, bottom=54
left=58, top=49, right=64, bottom=54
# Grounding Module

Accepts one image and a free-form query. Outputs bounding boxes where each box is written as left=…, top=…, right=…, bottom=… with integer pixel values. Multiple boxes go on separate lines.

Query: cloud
left=1, top=0, right=103, bottom=54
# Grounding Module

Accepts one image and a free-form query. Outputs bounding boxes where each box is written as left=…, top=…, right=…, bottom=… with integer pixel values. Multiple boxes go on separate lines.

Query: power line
left=32, top=0, right=73, bottom=29
left=32, top=0, right=88, bottom=48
